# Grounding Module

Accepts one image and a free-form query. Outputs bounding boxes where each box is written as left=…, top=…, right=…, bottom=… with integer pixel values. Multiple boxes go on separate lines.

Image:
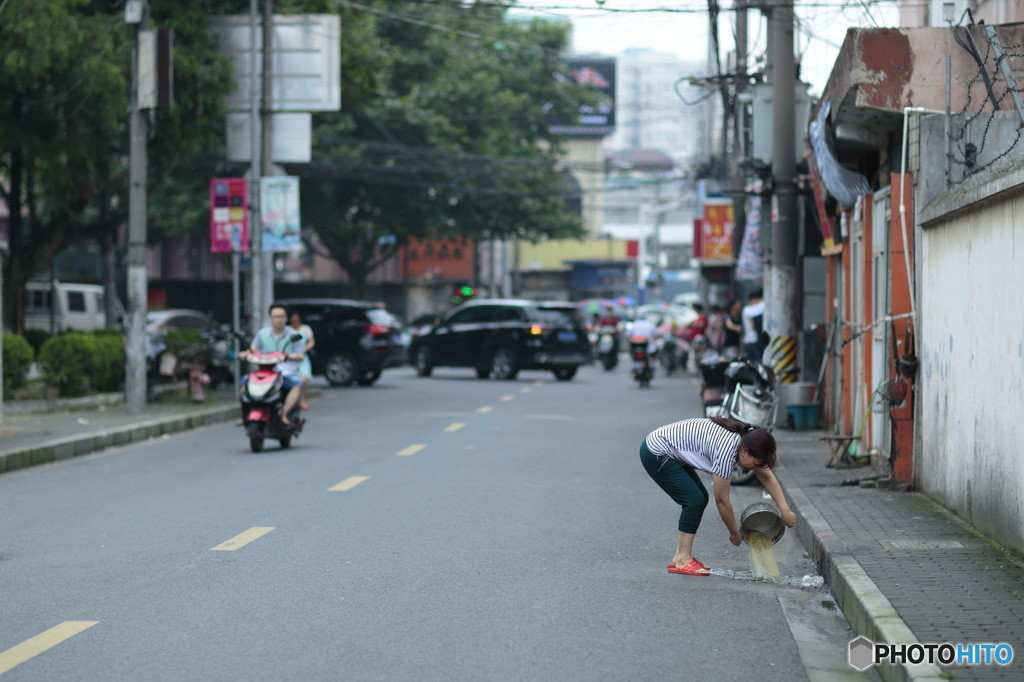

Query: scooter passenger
left=241, top=303, right=305, bottom=425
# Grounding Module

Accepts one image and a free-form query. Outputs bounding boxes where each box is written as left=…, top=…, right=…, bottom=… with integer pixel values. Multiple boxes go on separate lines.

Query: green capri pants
left=639, top=440, right=710, bottom=534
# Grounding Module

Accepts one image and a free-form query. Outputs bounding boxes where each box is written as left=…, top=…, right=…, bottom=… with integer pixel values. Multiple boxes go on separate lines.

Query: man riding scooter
left=595, top=306, right=621, bottom=370
left=240, top=303, right=305, bottom=425
left=628, top=316, right=661, bottom=387
left=679, top=303, right=710, bottom=365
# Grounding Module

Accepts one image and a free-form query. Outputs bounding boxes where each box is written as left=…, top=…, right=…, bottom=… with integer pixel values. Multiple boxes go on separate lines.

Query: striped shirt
left=645, top=418, right=741, bottom=478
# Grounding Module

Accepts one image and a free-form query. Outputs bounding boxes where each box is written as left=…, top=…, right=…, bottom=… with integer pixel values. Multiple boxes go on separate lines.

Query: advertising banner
left=549, top=56, right=616, bottom=138
left=259, top=176, right=302, bottom=252
left=209, top=178, right=249, bottom=253
left=697, top=198, right=735, bottom=262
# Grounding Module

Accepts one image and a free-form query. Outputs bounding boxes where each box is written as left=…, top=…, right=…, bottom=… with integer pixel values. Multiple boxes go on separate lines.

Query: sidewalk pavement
left=1, top=395, right=1022, bottom=681
left=0, top=387, right=238, bottom=475
left=773, top=429, right=1024, bottom=682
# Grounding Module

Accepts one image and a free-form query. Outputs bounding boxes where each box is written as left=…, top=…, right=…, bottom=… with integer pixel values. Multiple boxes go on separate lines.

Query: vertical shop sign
left=210, top=178, right=249, bottom=253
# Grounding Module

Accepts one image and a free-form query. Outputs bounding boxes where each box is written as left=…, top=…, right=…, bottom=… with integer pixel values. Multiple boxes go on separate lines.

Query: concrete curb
left=0, top=404, right=238, bottom=475
left=777, top=463, right=946, bottom=682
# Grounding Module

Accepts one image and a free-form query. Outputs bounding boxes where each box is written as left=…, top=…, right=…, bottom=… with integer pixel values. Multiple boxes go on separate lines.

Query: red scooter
left=239, top=349, right=304, bottom=452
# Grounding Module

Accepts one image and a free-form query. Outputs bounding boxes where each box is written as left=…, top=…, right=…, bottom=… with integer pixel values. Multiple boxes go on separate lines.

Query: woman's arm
left=303, top=325, right=315, bottom=351
left=712, top=475, right=743, bottom=546
left=754, top=468, right=797, bottom=527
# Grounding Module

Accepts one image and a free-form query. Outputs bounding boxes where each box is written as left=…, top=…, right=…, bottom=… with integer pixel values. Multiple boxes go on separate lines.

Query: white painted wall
left=918, top=194, right=1024, bottom=553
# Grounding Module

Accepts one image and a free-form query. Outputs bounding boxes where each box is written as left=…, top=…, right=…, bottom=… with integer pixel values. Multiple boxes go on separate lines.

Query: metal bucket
left=739, top=501, right=785, bottom=544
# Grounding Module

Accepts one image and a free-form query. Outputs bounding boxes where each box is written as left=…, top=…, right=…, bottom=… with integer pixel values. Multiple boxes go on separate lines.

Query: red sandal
left=667, top=559, right=710, bottom=576
left=667, top=559, right=709, bottom=570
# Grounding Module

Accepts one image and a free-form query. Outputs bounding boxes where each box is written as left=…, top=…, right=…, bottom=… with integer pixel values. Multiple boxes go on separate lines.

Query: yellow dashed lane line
left=0, top=621, right=99, bottom=675
left=476, top=406, right=493, bottom=413
left=443, top=423, right=465, bottom=432
left=500, top=395, right=514, bottom=402
left=329, top=476, right=370, bottom=492
left=397, top=444, right=426, bottom=456
left=210, top=526, right=276, bottom=551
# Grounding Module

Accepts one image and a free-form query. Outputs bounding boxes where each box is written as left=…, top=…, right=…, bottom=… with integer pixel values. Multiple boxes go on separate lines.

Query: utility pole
left=259, top=0, right=275, bottom=320
left=125, top=0, right=149, bottom=414
left=730, top=1, right=749, bottom=300
left=247, top=0, right=264, bottom=333
left=768, top=0, right=799, bottom=374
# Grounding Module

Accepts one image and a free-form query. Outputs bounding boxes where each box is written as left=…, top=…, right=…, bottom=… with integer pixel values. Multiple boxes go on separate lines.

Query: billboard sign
left=211, top=14, right=341, bottom=112
left=549, top=56, right=616, bottom=138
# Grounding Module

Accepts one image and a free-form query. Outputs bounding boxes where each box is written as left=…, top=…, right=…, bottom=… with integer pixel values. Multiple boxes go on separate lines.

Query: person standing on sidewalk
left=639, top=416, right=797, bottom=576
left=741, top=289, right=765, bottom=362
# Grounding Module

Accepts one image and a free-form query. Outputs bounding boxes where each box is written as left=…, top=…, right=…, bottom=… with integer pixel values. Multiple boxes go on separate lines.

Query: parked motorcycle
left=596, top=324, right=619, bottom=371
left=239, top=348, right=305, bottom=453
left=699, top=354, right=786, bottom=484
left=630, top=336, right=654, bottom=388
left=207, top=326, right=238, bottom=388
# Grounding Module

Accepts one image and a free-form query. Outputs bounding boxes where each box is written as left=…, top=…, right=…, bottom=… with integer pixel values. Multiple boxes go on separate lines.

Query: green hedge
left=2, top=334, right=34, bottom=392
left=91, top=331, right=125, bottom=392
left=22, top=329, right=51, bottom=356
left=37, top=332, right=101, bottom=397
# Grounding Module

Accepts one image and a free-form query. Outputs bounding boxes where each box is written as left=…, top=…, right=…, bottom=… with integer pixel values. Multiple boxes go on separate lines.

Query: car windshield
left=532, top=307, right=580, bottom=326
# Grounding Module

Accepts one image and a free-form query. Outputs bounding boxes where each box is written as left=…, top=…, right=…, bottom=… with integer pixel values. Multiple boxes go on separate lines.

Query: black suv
left=408, top=299, right=591, bottom=381
left=277, top=298, right=406, bottom=386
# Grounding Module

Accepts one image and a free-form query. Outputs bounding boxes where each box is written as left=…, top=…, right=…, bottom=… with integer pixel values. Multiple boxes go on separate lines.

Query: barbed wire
left=947, top=24, right=1024, bottom=177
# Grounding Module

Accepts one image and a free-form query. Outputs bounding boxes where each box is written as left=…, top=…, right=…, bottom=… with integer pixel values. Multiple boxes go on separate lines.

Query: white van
left=24, top=281, right=120, bottom=333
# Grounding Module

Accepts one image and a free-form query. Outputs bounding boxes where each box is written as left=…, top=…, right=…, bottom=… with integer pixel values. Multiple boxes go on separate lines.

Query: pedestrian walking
left=723, top=299, right=743, bottom=357
left=741, top=289, right=765, bottom=362
left=639, top=416, right=796, bottom=575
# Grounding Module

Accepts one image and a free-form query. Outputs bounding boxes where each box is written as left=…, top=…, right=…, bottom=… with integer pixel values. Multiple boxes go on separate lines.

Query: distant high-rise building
left=607, top=49, right=706, bottom=164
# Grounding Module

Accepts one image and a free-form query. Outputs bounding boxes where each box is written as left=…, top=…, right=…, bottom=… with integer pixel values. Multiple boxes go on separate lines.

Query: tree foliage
left=0, top=0, right=593, bottom=324
left=290, top=1, right=591, bottom=295
left=0, top=0, right=234, bottom=332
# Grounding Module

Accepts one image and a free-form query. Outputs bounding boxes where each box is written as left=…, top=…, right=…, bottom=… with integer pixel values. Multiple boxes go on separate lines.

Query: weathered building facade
left=811, top=23, right=1024, bottom=553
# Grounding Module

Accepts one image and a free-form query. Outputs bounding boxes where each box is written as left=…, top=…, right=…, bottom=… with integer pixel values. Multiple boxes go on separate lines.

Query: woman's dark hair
left=708, top=417, right=777, bottom=469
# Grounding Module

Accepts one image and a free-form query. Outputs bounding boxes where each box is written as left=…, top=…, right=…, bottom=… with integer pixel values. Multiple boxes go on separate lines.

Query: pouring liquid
left=747, top=530, right=781, bottom=580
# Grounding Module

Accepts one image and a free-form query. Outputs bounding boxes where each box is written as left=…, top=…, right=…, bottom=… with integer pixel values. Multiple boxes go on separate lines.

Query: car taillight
left=364, top=324, right=389, bottom=336
left=529, top=324, right=548, bottom=335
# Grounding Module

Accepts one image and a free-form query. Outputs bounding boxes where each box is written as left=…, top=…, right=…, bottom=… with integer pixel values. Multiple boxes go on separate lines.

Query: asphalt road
left=0, top=363, right=878, bottom=681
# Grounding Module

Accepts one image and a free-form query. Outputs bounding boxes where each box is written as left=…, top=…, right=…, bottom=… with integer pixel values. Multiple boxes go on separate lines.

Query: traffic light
left=451, top=284, right=478, bottom=305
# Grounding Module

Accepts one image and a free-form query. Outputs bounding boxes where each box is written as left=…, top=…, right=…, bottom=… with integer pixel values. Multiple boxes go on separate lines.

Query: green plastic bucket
left=786, top=403, right=820, bottom=431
